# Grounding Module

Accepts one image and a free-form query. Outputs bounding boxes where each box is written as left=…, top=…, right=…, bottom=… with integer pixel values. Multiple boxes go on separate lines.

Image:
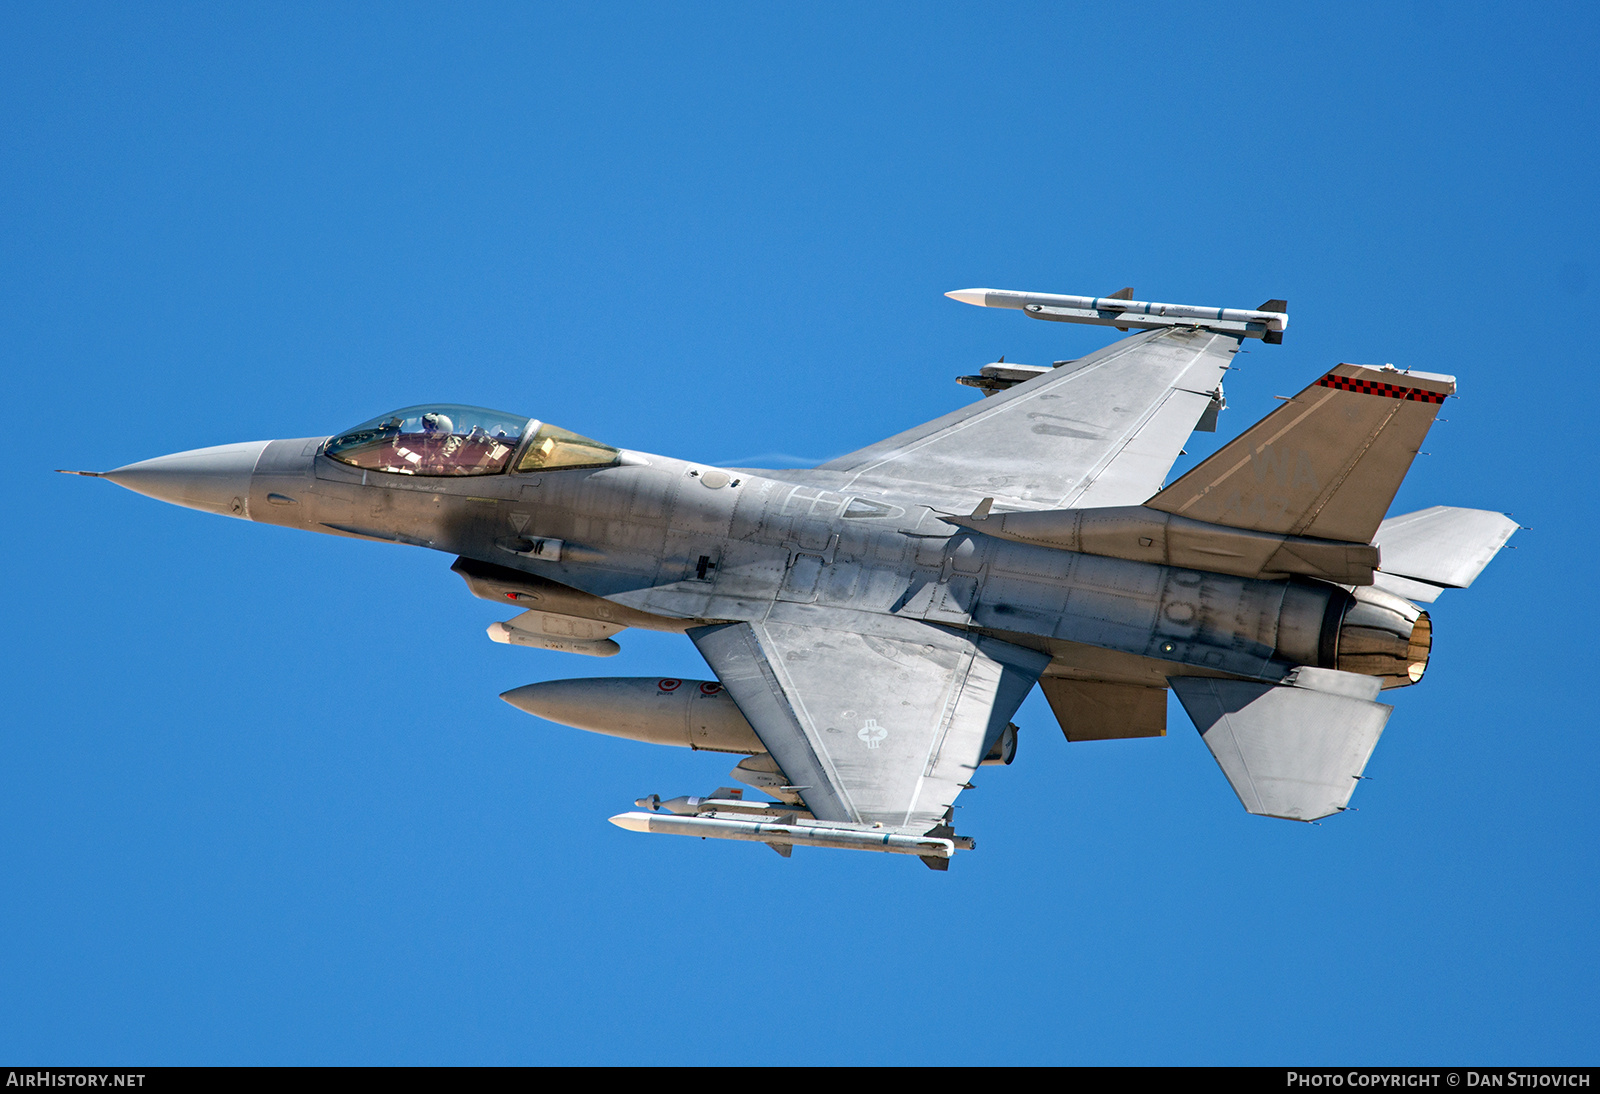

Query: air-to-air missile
left=608, top=810, right=971, bottom=861
left=945, top=288, right=1290, bottom=342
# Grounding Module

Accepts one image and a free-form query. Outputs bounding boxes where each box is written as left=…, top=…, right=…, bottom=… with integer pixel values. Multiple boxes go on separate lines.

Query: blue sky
left=3, top=2, right=1596, bottom=1064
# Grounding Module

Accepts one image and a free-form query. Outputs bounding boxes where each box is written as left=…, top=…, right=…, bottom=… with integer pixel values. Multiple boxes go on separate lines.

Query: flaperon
left=65, top=287, right=1515, bottom=868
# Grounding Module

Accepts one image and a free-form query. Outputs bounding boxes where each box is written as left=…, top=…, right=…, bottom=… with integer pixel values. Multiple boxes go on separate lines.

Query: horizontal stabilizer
left=1147, top=365, right=1454, bottom=544
left=1170, top=668, right=1393, bottom=821
left=1369, top=572, right=1448, bottom=603
left=1371, top=507, right=1517, bottom=602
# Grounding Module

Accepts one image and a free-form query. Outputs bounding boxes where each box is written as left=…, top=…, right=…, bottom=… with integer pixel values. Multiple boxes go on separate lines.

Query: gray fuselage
left=241, top=437, right=1342, bottom=688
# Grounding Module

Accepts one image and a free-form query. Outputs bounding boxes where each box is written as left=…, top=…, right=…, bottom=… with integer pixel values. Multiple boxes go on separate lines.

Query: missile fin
left=1110, top=287, right=1135, bottom=329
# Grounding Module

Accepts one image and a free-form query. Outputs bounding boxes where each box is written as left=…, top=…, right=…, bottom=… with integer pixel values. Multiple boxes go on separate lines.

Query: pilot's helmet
left=420, top=412, right=455, bottom=435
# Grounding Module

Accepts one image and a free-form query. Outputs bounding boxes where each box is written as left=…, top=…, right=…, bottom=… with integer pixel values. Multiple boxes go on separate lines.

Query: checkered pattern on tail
left=1316, top=373, right=1446, bottom=404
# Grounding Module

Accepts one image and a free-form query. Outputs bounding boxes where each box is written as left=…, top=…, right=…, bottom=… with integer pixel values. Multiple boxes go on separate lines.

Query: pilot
left=420, top=412, right=455, bottom=436
left=415, top=412, right=457, bottom=472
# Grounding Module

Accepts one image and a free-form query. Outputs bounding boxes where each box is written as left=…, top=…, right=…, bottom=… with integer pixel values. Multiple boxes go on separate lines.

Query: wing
left=815, top=327, right=1240, bottom=511
left=689, top=607, right=1049, bottom=830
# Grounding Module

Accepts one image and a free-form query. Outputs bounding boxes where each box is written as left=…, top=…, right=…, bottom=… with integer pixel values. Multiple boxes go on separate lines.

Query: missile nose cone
left=103, top=440, right=272, bottom=519
left=944, top=288, right=991, bottom=307
left=499, top=683, right=552, bottom=718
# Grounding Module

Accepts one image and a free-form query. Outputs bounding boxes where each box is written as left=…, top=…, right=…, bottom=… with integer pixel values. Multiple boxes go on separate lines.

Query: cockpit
left=324, top=404, right=620, bottom=477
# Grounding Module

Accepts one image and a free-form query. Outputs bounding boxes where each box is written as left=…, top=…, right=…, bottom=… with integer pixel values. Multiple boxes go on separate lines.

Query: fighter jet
left=65, top=287, right=1516, bottom=868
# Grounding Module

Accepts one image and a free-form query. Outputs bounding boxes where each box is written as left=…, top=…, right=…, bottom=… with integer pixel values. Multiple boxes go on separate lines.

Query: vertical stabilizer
left=1146, top=365, right=1453, bottom=543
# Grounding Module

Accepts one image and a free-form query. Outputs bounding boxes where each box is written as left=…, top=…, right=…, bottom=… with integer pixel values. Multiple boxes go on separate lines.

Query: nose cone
left=500, top=681, right=568, bottom=721
left=104, top=440, right=272, bottom=519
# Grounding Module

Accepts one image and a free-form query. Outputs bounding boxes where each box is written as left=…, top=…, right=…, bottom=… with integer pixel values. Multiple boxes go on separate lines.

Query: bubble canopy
left=324, top=404, right=619, bottom=477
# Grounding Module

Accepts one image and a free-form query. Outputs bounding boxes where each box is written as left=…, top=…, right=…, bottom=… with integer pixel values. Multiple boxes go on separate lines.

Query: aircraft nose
left=103, top=440, right=273, bottom=519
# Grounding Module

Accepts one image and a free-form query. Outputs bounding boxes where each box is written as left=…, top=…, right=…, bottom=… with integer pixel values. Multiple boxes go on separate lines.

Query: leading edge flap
left=1169, top=670, right=1393, bottom=822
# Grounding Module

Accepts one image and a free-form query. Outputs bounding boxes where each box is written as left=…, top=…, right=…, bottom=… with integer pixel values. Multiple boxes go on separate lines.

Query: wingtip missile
left=944, top=287, right=1289, bottom=340
left=944, top=288, right=992, bottom=307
